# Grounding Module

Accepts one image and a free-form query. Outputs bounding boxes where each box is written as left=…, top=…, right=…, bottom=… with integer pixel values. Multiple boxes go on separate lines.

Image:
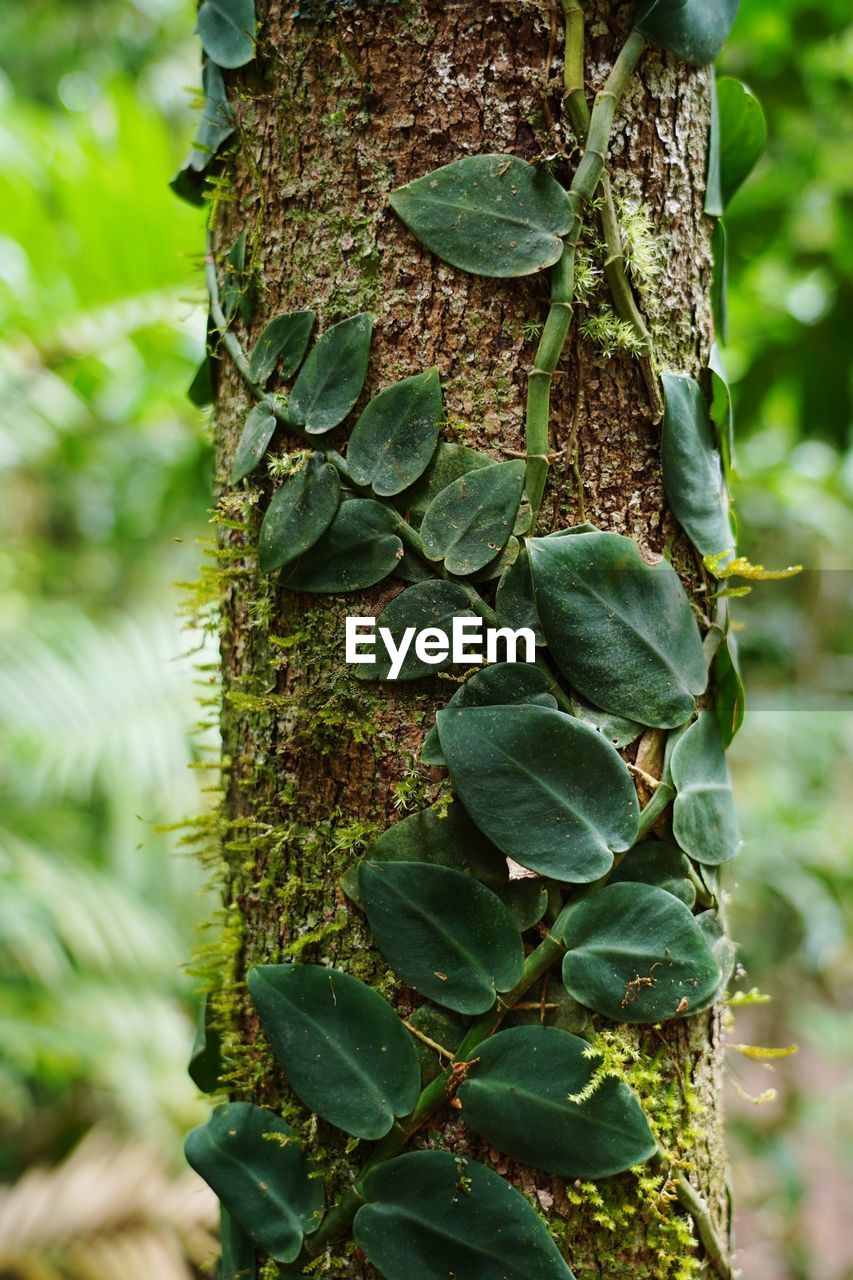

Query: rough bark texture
left=210, top=1, right=727, bottom=1276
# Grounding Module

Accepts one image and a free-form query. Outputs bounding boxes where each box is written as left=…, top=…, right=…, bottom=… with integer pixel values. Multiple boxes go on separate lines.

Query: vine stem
left=560, top=0, right=592, bottom=139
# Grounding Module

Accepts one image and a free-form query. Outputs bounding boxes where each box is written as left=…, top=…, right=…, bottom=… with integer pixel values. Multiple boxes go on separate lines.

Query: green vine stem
left=569, top=31, right=648, bottom=213
left=560, top=0, right=592, bottom=139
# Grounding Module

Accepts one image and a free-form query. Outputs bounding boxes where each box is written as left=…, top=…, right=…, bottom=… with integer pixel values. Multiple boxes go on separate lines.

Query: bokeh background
left=0, top=2, right=850, bottom=1277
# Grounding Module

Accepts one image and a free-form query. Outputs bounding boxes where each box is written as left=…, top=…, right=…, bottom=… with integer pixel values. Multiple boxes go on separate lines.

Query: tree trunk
left=210, top=2, right=727, bottom=1276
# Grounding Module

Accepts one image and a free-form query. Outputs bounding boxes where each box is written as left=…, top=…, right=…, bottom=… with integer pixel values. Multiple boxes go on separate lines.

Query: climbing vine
left=172, top=2, right=794, bottom=1278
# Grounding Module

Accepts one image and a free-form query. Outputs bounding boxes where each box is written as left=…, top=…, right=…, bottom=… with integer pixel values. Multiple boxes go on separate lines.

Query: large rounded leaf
left=390, top=154, right=574, bottom=279
left=421, top=460, right=525, bottom=576
left=347, top=369, right=442, bottom=496
left=670, top=710, right=740, bottom=865
left=661, top=373, right=734, bottom=560
left=281, top=498, right=402, bottom=593
left=249, top=311, right=315, bottom=385
left=634, top=0, right=739, bottom=67
left=247, top=964, right=420, bottom=1139
left=437, top=705, right=640, bottom=882
left=421, top=663, right=558, bottom=765
left=396, top=442, right=492, bottom=527
left=285, top=313, right=372, bottom=435
left=354, top=1151, right=576, bottom=1280
left=230, top=400, right=277, bottom=484
left=562, top=883, right=720, bottom=1023
left=457, top=1025, right=657, bottom=1178
left=358, top=860, right=524, bottom=1014
left=355, top=580, right=475, bottom=681
left=258, top=453, right=341, bottom=573
left=197, top=0, right=256, bottom=68
left=609, top=840, right=697, bottom=907
left=184, top=1102, right=323, bottom=1263
left=528, top=528, right=707, bottom=729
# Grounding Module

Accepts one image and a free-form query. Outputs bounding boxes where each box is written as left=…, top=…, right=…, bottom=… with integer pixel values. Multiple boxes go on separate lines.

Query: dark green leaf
left=715, top=629, right=745, bottom=747
left=562, top=883, right=720, bottom=1022
left=498, top=878, right=550, bottom=931
left=396, top=442, right=492, bottom=528
left=670, top=710, right=740, bottom=865
left=390, top=154, right=574, bottom=279
left=495, top=546, right=545, bottom=646
left=661, top=373, right=734, bottom=560
left=708, top=343, right=734, bottom=472
left=348, top=369, right=442, bottom=496
left=219, top=1208, right=257, bottom=1280
left=286, top=313, right=372, bottom=435
left=696, top=910, right=736, bottom=1007
left=705, top=73, right=723, bottom=218
left=191, top=61, right=235, bottom=165
left=184, top=1102, right=323, bottom=1263
left=711, top=219, right=728, bottom=342
left=197, top=0, right=256, bottom=69
left=249, top=311, right=316, bottom=385
left=189, top=993, right=223, bottom=1093
left=569, top=694, right=644, bottom=749
left=357, top=803, right=509, bottom=890
left=716, top=77, right=766, bottom=209
left=354, top=1151, right=576, bottom=1280
left=457, top=1025, right=657, bottom=1178
left=247, top=964, right=420, bottom=1139
left=230, top=401, right=278, bottom=484
left=503, top=983, right=592, bottom=1038
left=355, top=580, right=475, bottom=681
left=408, top=1003, right=468, bottom=1085
left=358, top=860, right=524, bottom=1014
left=421, top=663, right=558, bottom=765
left=609, top=840, right=697, bottom=907
left=471, top=534, right=521, bottom=583
left=222, top=231, right=251, bottom=324
left=528, top=528, right=707, bottom=729
left=188, top=355, right=214, bottom=407
left=281, top=498, right=402, bottom=594
left=634, top=0, right=739, bottom=66
left=421, top=461, right=525, bottom=576
left=437, top=705, right=639, bottom=882
left=258, top=453, right=341, bottom=573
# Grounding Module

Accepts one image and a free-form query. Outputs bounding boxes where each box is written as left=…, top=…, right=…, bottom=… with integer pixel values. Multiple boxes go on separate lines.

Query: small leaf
left=258, top=454, right=340, bottom=573
left=569, top=694, right=644, bottom=749
left=184, top=1102, right=323, bottom=1263
left=457, top=1025, right=657, bottom=1178
left=348, top=369, right=443, bottom=496
left=248, top=964, right=420, bottom=1139
left=197, top=0, right=256, bottom=69
left=711, top=219, right=728, bottom=341
left=716, top=77, right=766, bottom=209
left=705, top=73, right=723, bottom=218
left=437, top=705, right=639, bottom=882
left=188, top=355, right=214, bottom=407
left=281, top=498, right=402, bottom=593
left=634, top=0, right=739, bottom=67
left=715, top=629, right=745, bottom=747
left=390, top=154, right=574, bottom=279
left=354, top=579, right=475, bottom=681
left=708, top=343, right=734, bottom=471
left=661, top=373, right=734, bottom=560
left=696, top=910, right=736, bottom=1008
left=286, top=313, right=372, bottom=435
left=421, top=460, right=525, bottom=576
left=358, top=860, right=524, bottom=1014
left=670, top=709, right=740, bottom=865
left=495, top=545, right=545, bottom=646
left=354, top=1151, right=576, bottom=1280
left=408, top=1003, right=468, bottom=1085
left=528, top=528, right=707, bottom=729
left=396, top=442, right=492, bottom=527
left=230, top=400, right=278, bottom=484
left=609, top=840, right=697, bottom=907
left=188, top=993, right=223, bottom=1094
left=421, top=663, right=558, bottom=765
left=249, top=311, right=316, bottom=385
left=187, top=61, right=235, bottom=173
left=562, top=883, right=720, bottom=1023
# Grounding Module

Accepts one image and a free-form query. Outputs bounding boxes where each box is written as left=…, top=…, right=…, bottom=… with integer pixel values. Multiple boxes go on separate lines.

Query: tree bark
left=211, top=2, right=727, bottom=1276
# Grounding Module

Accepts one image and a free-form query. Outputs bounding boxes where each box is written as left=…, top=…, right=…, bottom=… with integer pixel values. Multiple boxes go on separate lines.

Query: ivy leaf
left=286, top=313, right=372, bottom=435
left=354, top=579, right=475, bottom=681
left=495, top=545, right=545, bottom=646
left=715, top=629, right=745, bottom=747
left=437, top=705, right=639, bottom=882
left=634, top=0, right=739, bottom=67
left=609, top=840, right=697, bottom=907
left=358, top=860, right=524, bottom=1014
left=354, top=1151, right=576, bottom=1280
left=661, top=373, right=734, bottom=561
left=716, top=77, right=766, bottom=209
left=562, top=883, right=720, bottom=1023
left=457, top=1025, right=657, bottom=1178
left=249, top=311, right=316, bottom=386
left=421, top=460, right=525, bottom=576
left=247, top=964, right=420, bottom=1139
left=188, top=993, right=223, bottom=1093
left=197, top=0, right=256, bottom=69
left=258, top=453, right=341, bottom=573
left=347, top=369, right=443, bottom=496
left=390, top=154, right=574, bottom=279
left=230, top=400, right=278, bottom=484
left=670, top=709, right=740, bottom=865
left=528, top=528, right=707, bottom=729
left=396, top=442, right=492, bottom=528
left=280, top=498, right=402, bottom=593
left=421, top=663, right=558, bottom=765
left=184, top=1102, right=323, bottom=1263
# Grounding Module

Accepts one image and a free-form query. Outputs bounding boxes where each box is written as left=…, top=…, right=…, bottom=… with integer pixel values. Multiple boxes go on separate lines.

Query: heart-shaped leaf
left=347, top=369, right=442, bottom=496
left=661, top=373, right=734, bottom=560
left=528, top=528, right=707, bottom=729
left=286, top=313, right=372, bottom=435
left=231, top=400, right=278, bottom=484
left=354, top=1151, right=576, bottom=1280
left=457, top=1025, right=657, bottom=1178
left=421, top=460, right=525, bottom=576
left=437, top=705, right=640, bottom=882
left=715, top=629, right=745, bottom=747
left=562, top=883, right=720, bottom=1023
left=247, top=964, right=420, bottom=1140
left=249, top=311, right=316, bottom=386
left=609, top=840, right=697, bottom=907
left=184, top=1102, right=323, bottom=1263
left=390, top=154, right=574, bottom=279
left=569, top=694, right=644, bottom=749
left=670, top=710, right=740, bottom=865
left=421, top=663, right=558, bottom=765
left=188, top=993, right=223, bottom=1094
left=358, top=860, right=524, bottom=1014
left=634, top=0, right=739, bottom=67
left=396, top=442, right=492, bottom=527
left=714, top=77, right=766, bottom=211
left=354, top=580, right=476, bottom=681
left=281, top=498, right=402, bottom=593
left=495, top=545, right=545, bottom=645
left=258, top=453, right=341, bottom=573
left=197, top=0, right=256, bottom=69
